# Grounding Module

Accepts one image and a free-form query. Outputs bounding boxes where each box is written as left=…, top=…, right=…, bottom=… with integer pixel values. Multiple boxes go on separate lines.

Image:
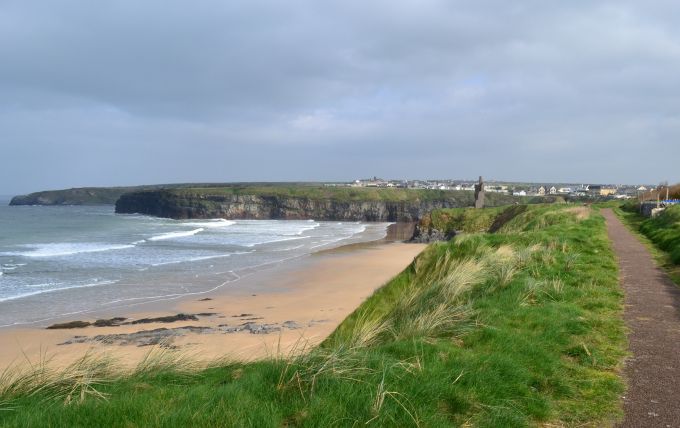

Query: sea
left=0, top=198, right=390, bottom=327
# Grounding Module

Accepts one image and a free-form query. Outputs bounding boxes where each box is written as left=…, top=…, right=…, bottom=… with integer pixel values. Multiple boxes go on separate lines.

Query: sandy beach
left=0, top=242, right=425, bottom=370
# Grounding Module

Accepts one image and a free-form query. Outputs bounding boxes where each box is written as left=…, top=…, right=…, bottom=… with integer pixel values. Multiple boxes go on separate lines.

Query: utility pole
left=638, top=189, right=643, bottom=214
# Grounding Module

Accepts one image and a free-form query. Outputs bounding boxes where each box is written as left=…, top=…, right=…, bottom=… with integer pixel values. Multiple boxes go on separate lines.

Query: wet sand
left=0, top=242, right=425, bottom=370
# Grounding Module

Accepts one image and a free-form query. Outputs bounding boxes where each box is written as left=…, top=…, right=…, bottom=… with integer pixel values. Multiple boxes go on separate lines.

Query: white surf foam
left=149, top=251, right=251, bottom=267
left=0, top=280, right=119, bottom=303
left=232, top=220, right=320, bottom=236
left=271, top=244, right=305, bottom=252
left=182, top=219, right=236, bottom=229
left=243, top=235, right=310, bottom=247
left=1, top=243, right=135, bottom=258
left=284, top=222, right=320, bottom=235
left=148, top=228, right=205, bottom=241
left=25, top=281, right=65, bottom=288
left=309, top=224, right=368, bottom=249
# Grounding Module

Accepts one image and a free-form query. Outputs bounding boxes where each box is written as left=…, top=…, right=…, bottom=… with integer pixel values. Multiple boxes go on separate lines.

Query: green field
left=12, top=183, right=529, bottom=207
left=0, top=205, right=626, bottom=427
left=160, top=185, right=526, bottom=206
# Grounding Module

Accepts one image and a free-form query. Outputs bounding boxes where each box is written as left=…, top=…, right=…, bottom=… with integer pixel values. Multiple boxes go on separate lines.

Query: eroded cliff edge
left=115, top=188, right=522, bottom=222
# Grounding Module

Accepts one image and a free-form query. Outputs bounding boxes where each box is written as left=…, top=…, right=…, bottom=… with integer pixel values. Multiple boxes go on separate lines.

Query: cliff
left=10, top=182, right=382, bottom=205
left=115, top=187, right=523, bottom=222
left=9, top=183, right=312, bottom=206
left=10, top=187, right=142, bottom=206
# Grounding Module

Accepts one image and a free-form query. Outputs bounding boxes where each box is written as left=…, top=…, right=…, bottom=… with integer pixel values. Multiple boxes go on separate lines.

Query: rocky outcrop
left=10, top=186, right=167, bottom=206
left=115, top=190, right=474, bottom=222
left=409, top=225, right=456, bottom=243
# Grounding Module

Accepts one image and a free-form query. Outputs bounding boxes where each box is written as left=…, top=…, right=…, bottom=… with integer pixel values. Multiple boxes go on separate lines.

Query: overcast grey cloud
left=1, top=0, right=679, bottom=194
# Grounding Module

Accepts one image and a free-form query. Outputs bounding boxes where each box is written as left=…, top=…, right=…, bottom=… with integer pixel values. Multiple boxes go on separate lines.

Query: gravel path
left=603, top=209, right=680, bottom=428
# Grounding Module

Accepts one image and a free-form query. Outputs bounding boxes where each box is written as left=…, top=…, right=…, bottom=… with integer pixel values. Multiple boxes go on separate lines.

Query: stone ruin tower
left=474, top=176, right=485, bottom=209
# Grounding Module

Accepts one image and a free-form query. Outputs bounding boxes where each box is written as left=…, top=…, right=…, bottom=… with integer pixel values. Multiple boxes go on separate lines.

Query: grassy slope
left=613, top=204, right=680, bottom=286
left=0, top=206, right=626, bottom=427
left=419, top=203, right=576, bottom=236
left=327, top=205, right=625, bottom=426
left=639, top=205, right=680, bottom=264
left=425, top=206, right=510, bottom=234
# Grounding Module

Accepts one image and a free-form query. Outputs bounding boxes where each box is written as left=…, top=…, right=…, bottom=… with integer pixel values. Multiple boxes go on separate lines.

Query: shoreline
left=0, top=240, right=425, bottom=369
left=0, top=219, right=414, bottom=332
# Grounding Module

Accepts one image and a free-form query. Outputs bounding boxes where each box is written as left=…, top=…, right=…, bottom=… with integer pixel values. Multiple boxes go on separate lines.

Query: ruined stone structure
left=474, top=176, right=485, bottom=209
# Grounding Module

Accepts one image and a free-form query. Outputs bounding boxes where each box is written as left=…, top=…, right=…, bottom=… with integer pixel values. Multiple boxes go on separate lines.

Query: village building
left=588, top=185, right=617, bottom=196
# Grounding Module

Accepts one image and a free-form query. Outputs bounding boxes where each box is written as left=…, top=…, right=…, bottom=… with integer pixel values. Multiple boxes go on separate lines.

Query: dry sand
left=0, top=242, right=425, bottom=370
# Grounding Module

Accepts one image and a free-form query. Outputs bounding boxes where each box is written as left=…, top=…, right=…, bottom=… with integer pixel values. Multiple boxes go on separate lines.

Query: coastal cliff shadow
left=385, top=222, right=416, bottom=242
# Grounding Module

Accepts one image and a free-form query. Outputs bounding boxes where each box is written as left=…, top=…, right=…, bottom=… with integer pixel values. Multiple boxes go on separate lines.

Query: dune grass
left=425, top=207, right=510, bottom=234
left=0, top=206, right=626, bottom=427
left=613, top=204, right=680, bottom=287
left=638, top=205, right=680, bottom=265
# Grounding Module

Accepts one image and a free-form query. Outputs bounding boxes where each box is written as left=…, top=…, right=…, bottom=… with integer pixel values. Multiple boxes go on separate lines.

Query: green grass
left=164, top=185, right=527, bottom=206
left=639, top=205, right=680, bottom=265
left=613, top=205, right=680, bottom=287
left=419, top=204, right=587, bottom=237
left=12, top=183, right=526, bottom=206
left=423, top=206, right=510, bottom=234
left=0, top=206, right=626, bottom=427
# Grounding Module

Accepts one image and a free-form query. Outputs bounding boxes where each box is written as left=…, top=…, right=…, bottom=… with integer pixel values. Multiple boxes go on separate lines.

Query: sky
left=2, top=0, right=679, bottom=194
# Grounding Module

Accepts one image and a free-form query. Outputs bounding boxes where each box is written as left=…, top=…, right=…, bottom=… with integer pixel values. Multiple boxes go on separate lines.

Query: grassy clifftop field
left=114, top=186, right=526, bottom=221
left=171, top=185, right=464, bottom=202
left=0, top=205, right=626, bottom=427
left=11, top=183, right=526, bottom=206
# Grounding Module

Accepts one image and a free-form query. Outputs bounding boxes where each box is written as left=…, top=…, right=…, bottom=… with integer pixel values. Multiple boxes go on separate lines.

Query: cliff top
left=154, top=185, right=521, bottom=203
left=9, top=182, right=335, bottom=205
left=12, top=183, right=528, bottom=207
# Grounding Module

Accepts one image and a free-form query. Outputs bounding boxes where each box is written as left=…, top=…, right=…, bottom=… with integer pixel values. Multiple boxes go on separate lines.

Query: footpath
left=603, top=209, right=680, bottom=428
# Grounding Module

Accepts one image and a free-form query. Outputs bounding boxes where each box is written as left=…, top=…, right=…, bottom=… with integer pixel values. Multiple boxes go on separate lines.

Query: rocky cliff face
left=114, top=191, right=471, bottom=222
left=409, top=225, right=456, bottom=243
